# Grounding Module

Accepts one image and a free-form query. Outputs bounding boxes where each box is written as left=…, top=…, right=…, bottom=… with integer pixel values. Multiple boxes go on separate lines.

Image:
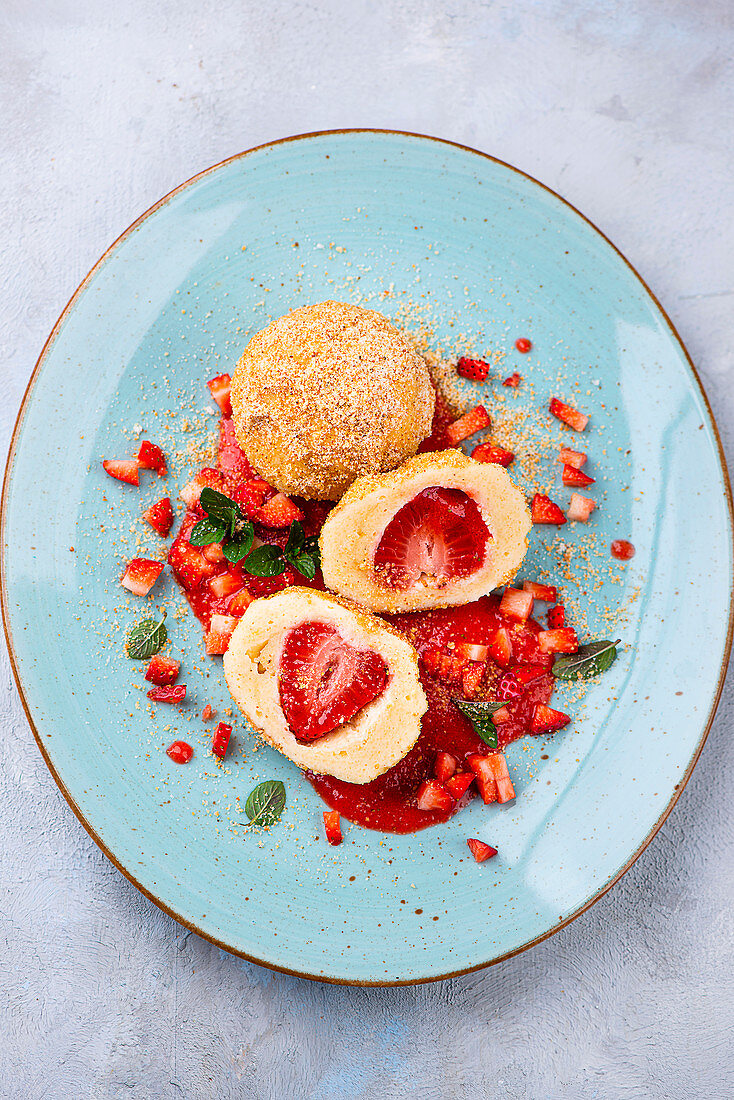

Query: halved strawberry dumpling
left=319, top=450, right=531, bottom=613
left=223, top=588, right=426, bottom=783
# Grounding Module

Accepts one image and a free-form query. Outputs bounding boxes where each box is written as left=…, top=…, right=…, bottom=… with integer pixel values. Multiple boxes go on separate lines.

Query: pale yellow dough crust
left=223, top=588, right=427, bottom=784
left=319, top=450, right=531, bottom=613
left=230, top=301, right=435, bottom=501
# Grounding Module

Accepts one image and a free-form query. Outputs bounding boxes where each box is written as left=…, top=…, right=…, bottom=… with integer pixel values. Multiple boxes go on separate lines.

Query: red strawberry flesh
left=373, top=486, right=489, bottom=591
left=278, top=622, right=389, bottom=743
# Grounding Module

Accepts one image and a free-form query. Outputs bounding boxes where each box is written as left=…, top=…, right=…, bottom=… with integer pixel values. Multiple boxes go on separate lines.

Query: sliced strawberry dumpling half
left=319, top=450, right=531, bottom=613
left=223, top=588, right=427, bottom=783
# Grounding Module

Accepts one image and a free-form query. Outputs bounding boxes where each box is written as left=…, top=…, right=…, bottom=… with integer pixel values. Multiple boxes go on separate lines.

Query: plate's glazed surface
left=2, top=131, right=732, bottom=984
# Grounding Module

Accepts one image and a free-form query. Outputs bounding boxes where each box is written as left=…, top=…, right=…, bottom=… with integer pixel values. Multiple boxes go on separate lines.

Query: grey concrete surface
left=1, top=1, right=733, bottom=1097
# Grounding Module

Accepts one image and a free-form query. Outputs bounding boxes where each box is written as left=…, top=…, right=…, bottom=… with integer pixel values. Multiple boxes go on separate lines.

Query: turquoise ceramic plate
left=3, top=131, right=732, bottom=984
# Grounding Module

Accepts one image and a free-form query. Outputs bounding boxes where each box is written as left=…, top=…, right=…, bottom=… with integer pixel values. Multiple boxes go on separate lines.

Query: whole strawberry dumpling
left=223, top=588, right=427, bottom=784
left=319, top=450, right=531, bottom=613
left=230, top=301, right=435, bottom=501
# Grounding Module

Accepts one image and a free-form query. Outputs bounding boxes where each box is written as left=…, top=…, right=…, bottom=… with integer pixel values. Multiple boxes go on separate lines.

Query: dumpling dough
left=223, top=588, right=427, bottom=784
left=319, top=449, right=531, bottom=613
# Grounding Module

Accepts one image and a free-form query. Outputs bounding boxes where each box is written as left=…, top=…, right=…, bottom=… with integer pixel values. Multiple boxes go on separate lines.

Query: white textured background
left=2, top=2, right=733, bottom=1097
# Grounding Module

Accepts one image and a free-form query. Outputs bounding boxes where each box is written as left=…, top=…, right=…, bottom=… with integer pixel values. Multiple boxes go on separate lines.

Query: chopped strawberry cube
left=209, top=572, right=243, bottom=599
left=211, top=721, right=232, bottom=758
left=567, top=493, right=596, bottom=522
left=456, top=357, right=490, bottom=383
left=531, top=493, right=566, bottom=525
left=522, top=580, right=557, bottom=602
left=538, top=627, right=578, bottom=654
left=446, top=771, right=475, bottom=799
left=496, top=672, right=523, bottom=702
left=499, top=587, right=534, bottom=622
left=492, top=706, right=512, bottom=723
left=228, top=588, right=254, bottom=616
left=168, top=537, right=215, bottom=588
left=120, top=558, right=164, bottom=596
left=323, top=809, right=343, bottom=845
left=147, top=684, right=186, bottom=704
left=611, top=539, right=635, bottom=560
left=471, top=442, right=515, bottom=467
left=549, top=397, right=588, bottom=432
left=207, top=373, right=232, bottom=416
left=419, top=388, right=456, bottom=452
left=143, top=497, right=174, bottom=538
left=461, top=661, right=486, bottom=699
left=434, top=751, right=458, bottom=784
left=421, top=648, right=443, bottom=677
left=530, top=703, right=571, bottom=734
left=202, top=542, right=225, bottom=564
left=502, top=372, right=522, bottom=387
left=562, top=464, right=595, bottom=488
left=255, top=492, right=304, bottom=528
left=445, top=405, right=491, bottom=446
left=180, top=467, right=226, bottom=507
left=205, top=614, right=238, bottom=655
left=218, top=418, right=254, bottom=477
left=144, top=655, right=180, bottom=686
left=455, top=642, right=489, bottom=662
left=547, top=604, right=565, bottom=628
left=559, top=446, right=587, bottom=469
left=416, top=779, right=454, bottom=813
left=102, top=458, right=139, bottom=486
left=515, top=337, right=532, bottom=353
left=489, top=626, right=512, bottom=668
left=166, top=740, right=193, bottom=763
left=467, top=838, right=498, bottom=863
left=515, top=665, right=547, bottom=684
left=486, top=753, right=515, bottom=803
left=201, top=704, right=215, bottom=721
left=137, top=440, right=167, bottom=476
left=466, top=755, right=497, bottom=804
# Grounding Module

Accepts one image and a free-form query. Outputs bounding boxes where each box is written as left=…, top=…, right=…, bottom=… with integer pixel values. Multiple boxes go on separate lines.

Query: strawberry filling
left=373, top=486, right=489, bottom=592
left=278, top=622, right=389, bottom=744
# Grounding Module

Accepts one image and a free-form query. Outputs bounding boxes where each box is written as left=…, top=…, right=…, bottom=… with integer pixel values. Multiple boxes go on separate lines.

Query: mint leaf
left=189, top=517, right=228, bottom=546
left=223, top=528, right=255, bottom=564
left=454, top=698, right=507, bottom=749
left=303, top=535, right=321, bottom=567
left=244, top=544, right=288, bottom=577
left=292, top=552, right=316, bottom=580
left=239, top=779, right=286, bottom=829
left=199, top=486, right=240, bottom=526
left=284, top=521, right=305, bottom=556
left=552, top=639, right=620, bottom=681
left=126, top=611, right=168, bottom=660
left=283, top=522, right=320, bottom=579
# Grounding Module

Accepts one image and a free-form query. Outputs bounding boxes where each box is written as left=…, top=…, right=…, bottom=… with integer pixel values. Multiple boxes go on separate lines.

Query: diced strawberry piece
left=201, top=704, right=214, bottom=721
left=228, top=588, right=254, bottom=616
left=168, top=537, right=215, bottom=588
left=120, top=557, right=164, bottom=596
left=562, top=464, right=595, bottom=488
left=421, top=648, right=443, bottom=676
left=538, top=627, right=578, bottom=654
left=207, top=373, right=232, bottom=416
left=144, top=655, right=180, bottom=686
left=531, top=493, right=566, bottom=525
left=502, top=372, right=522, bottom=388
left=515, top=337, right=532, bottom=353
left=416, top=779, right=454, bottom=813
left=496, top=673, right=523, bottom=702
left=547, top=604, right=565, bottom=628
left=166, top=740, right=193, bottom=763
left=374, top=486, right=488, bottom=591
left=492, top=706, right=511, bottom=723
left=445, top=405, right=491, bottom=446
left=148, top=684, right=186, bottom=704
left=499, top=587, right=534, bottom=622
left=243, top=569, right=297, bottom=600
left=434, top=751, right=458, bottom=784
left=489, top=627, right=512, bottom=668
left=467, top=838, right=498, bottom=863
left=611, top=539, right=635, bottom=560
left=205, top=614, right=238, bottom=656
left=202, top=542, right=225, bottom=564
left=218, top=418, right=255, bottom=477
left=456, top=357, right=490, bottom=383
left=137, top=440, right=167, bottom=476
left=559, top=446, right=587, bottom=468
left=278, top=622, right=388, bottom=742
left=211, top=721, right=232, bottom=758
left=530, top=703, right=571, bottom=734
left=103, top=458, right=139, bottom=486
left=486, top=753, right=515, bottom=802
left=209, top=572, right=243, bottom=599
left=522, top=581, right=557, bottom=602
left=180, top=467, right=225, bottom=507
left=419, top=388, right=456, bottom=452
left=466, top=755, right=497, bottom=804
left=143, top=497, right=174, bottom=537
left=455, top=643, right=489, bottom=662
left=439, top=653, right=466, bottom=686
left=514, top=665, right=547, bottom=684
left=255, top=492, right=304, bottom=528
left=446, top=771, right=475, bottom=799
left=471, top=442, right=515, bottom=467
left=323, top=809, right=343, bottom=846
left=549, top=397, right=588, bottom=432
left=461, top=661, right=486, bottom=699
left=567, top=493, right=596, bottom=522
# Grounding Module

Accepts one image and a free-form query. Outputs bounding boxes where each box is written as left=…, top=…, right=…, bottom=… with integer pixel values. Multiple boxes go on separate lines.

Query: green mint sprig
left=453, top=699, right=507, bottom=749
